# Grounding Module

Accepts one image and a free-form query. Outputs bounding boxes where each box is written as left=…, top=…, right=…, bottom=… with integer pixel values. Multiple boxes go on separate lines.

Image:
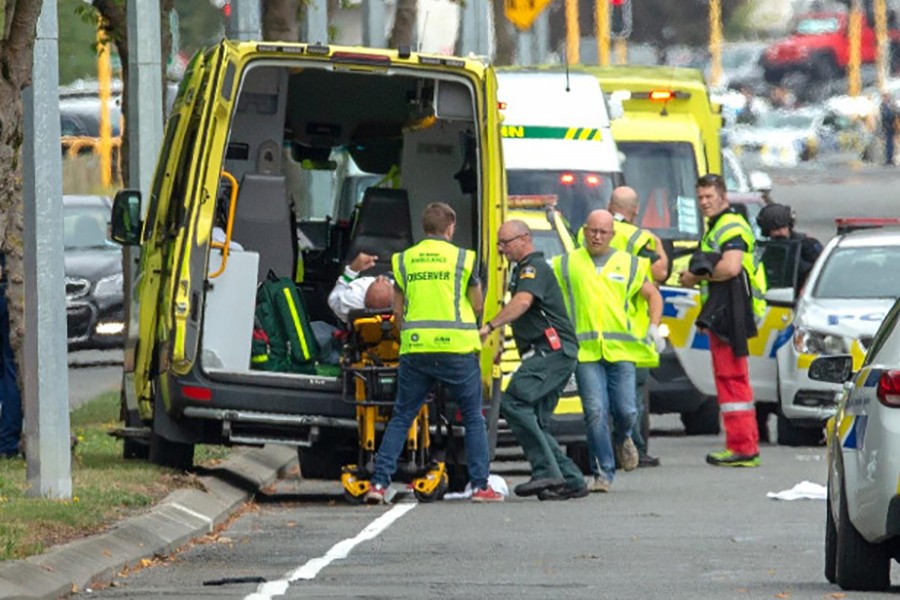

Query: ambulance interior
left=201, top=61, right=484, bottom=376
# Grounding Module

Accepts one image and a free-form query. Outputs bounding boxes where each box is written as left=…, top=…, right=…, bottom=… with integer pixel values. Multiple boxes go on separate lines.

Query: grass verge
left=0, top=392, right=230, bottom=561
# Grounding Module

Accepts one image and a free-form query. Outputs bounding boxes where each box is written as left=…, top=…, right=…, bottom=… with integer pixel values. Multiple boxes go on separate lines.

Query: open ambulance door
left=663, top=239, right=804, bottom=404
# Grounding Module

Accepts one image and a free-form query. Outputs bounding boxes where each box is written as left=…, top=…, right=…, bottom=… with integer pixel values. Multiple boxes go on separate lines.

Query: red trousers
left=709, top=334, right=758, bottom=456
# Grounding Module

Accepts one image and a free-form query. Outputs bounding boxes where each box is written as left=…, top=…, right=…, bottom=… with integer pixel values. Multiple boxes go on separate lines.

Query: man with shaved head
left=553, top=209, right=663, bottom=492
left=480, top=219, right=587, bottom=501
left=608, top=186, right=669, bottom=468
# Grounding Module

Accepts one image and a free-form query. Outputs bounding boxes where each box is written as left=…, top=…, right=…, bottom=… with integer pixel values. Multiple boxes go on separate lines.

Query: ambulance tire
left=298, top=446, right=343, bottom=480
left=566, top=442, right=592, bottom=475
left=776, top=413, right=823, bottom=447
left=680, top=397, right=720, bottom=436
left=121, top=390, right=149, bottom=460
left=835, top=475, right=890, bottom=591
left=149, top=431, right=195, bottom=471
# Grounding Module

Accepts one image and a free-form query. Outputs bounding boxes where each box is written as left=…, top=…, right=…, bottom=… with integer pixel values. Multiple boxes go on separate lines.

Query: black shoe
left=537, top=484, right=590, bottom=501
left=514, top=477, right=565, bottom=497
left=638, top=453, right=660, bottom=468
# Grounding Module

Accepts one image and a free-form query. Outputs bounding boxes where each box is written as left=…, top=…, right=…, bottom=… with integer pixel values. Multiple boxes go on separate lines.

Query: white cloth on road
left=766, top=480, right=826, bottom=501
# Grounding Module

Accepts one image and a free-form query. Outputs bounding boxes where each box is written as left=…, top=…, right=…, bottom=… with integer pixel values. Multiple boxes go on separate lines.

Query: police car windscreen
left=813, top=246, right=900, bottom=299
left=507, top=170, right=615, bottom=232
left=617, top=141, right=701, bottom=241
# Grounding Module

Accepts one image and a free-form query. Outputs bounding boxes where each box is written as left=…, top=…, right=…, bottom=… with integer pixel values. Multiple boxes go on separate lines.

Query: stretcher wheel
left=343, top=489, right=367, bottom=505
left=414, top=478, right=448, bottom=503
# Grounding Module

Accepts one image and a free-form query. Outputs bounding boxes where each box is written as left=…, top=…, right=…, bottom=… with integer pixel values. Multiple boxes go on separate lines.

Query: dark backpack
left=251, top=272, right=319, bottom=374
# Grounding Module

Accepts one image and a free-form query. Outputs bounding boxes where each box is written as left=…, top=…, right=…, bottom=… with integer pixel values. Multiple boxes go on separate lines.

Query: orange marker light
left=584, top=174, right=601, bottom=187
left=560, top=173, right=576, bottom=185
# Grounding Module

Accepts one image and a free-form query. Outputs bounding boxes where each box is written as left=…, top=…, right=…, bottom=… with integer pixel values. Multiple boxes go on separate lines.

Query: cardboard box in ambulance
left=496, top=70, right=624, bottom=231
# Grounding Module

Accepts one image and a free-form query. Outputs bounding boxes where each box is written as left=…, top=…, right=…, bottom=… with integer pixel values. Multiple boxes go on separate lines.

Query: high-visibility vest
left=612, top=219, right=659, bottom=368
left=700, top=212, right=767, bottom=318
left=553, top=247, right=648, bottom=363
left=392, top=238, right=480, bottom=355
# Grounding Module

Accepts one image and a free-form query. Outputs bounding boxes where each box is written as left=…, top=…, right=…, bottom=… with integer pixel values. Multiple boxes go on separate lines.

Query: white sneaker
left=615, top=438, right=639, bottom=472
left=588, top=476, right=611, bottom=493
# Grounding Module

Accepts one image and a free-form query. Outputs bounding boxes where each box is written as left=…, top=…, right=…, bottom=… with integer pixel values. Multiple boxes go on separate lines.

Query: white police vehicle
left=810, top=297, right=900, bottom=591
left=776, top=228, right=900, bottom=445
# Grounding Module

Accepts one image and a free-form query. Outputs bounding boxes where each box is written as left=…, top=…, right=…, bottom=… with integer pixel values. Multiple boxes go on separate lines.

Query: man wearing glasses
left=678, top=174, right=767, bottom=468
left=480, top=220, right=588, bottom=501
left=553, top=210, right=663, bottom=492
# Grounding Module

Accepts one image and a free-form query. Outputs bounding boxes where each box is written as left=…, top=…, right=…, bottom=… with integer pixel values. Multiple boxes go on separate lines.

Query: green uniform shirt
left=508, top=251, right=578, bottom=358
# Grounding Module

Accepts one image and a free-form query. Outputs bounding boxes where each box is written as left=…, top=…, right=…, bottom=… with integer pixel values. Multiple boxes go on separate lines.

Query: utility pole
left=614, top=38, right=627, bottom=65
left=301, top=0, right=328, bottom=44
left=458, top=0, right=491, bottom=57
left=849, top=0, right=863, bottom=96
left=97, top=19, right=113, bottom=188
left=708, top=0, right=723, bottom=88
left=596, top=0, right=610, bottom=66
left=875, top=0, right=888, bottom=91
left=228, top=0, right=262, bottom=40
left=362, top=0, right=387, bottom=48
left=565, top=0, right=580, bottom=64
left=23, top=0, right=70, bottom=499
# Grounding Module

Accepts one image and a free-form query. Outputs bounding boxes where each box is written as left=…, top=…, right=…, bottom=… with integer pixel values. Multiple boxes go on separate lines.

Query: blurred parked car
left=726, top=107, right=871, bottom=167
left=64, top=195, right=124, bottom=350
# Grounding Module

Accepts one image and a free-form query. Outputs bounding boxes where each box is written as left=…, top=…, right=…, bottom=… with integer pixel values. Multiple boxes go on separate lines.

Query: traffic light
left=610, top=0, right=632, bottom=39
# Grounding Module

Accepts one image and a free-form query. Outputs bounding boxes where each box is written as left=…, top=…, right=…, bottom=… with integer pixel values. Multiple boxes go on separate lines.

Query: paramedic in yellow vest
left=678, top=174, right=766, bottom=468
left=365, top=202, right=503, bottom=504
left=609, top=186, right=668, bottom=468
left=481, top=220, right=588, bottom=501
left=553, top=210, right=663, bottom=492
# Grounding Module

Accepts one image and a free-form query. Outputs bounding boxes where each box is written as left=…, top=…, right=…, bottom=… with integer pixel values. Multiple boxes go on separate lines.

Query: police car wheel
left=835, top=476, right=890, bottom=591
left=680, top=397, right=720, bottom=436
left=824, top=483, right=837, bottom=584
left=775, top=413, right=823, bottom=447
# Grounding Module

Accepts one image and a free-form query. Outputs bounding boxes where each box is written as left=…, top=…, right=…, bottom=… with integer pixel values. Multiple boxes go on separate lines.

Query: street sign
left=504, top=0, right=552, bottom=31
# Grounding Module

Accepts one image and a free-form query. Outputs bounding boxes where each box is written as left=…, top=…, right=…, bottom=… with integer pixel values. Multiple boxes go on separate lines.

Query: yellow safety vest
left=553, top=247, right=648, bottom=364
left=700, top=212, right=768, bottom=318
left=392, top=238, right=480, bottom=355
left=611, top=219, right=659, bottom=368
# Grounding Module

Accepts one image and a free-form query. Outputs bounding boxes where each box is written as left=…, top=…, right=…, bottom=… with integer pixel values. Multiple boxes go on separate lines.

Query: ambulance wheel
left=120, top=393, right=149, bottom=460
left=680, top=397, right=720, bottom=436
left=414, top=478, right=448, bottom=503
left=566, top=442, right=592, bottom=475
left=149, top=432, right=195, bottom=471
left=343, top=489, right=367, bottom=505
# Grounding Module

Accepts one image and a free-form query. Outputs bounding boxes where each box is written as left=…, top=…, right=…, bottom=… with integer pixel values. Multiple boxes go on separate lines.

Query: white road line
left=244, top=502, right=417, bottom=599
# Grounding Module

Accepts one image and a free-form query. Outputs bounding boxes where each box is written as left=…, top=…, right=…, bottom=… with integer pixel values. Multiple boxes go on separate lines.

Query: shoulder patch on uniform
left=519, top=265, right=537, bottom=279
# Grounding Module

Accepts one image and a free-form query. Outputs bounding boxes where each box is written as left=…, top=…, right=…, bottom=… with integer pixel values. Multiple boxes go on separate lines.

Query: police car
left=776, top=227, right=900, bottom=445
left=809, top=298, right=900, bottom=591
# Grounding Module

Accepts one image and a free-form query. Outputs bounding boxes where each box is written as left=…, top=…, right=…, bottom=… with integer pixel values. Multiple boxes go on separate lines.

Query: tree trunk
left=263, top=0, right=299, bottom=42
left=0, top=0, right=45, bottom=365
left=492, top=0, right=515, bottom=65
left=389, top=0, right=417, bottom=48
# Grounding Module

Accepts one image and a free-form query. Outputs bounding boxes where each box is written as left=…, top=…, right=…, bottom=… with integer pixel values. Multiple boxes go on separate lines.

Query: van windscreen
left=617, top=141, right=701, bottom=241
left=506, top=170, right=616, bottom=232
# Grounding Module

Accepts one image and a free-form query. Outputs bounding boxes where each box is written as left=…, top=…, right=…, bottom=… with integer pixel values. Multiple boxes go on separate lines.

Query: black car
left=64, top=195, right=124, bottom=349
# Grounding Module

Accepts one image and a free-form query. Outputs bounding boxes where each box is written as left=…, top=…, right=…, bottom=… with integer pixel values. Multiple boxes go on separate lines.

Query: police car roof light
left=835, top=217, right=900, bottom=235
left=877, top=370, right=900, bottom=407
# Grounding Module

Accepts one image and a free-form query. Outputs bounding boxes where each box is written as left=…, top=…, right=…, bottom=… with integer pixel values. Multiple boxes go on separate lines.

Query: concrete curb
left=0, top=444, right=298, bottom=600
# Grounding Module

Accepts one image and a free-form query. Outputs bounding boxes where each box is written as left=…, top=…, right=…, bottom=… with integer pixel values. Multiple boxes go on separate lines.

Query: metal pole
left=596, top=0, right=609, bottom=66
left=458, top=0, right=490, bottom=57
left=849, top=0, right=863, bottom=96
left=23, top=0, right=71, bottom=499
left=708, top=0, right=723, bottom=88
left=533, top=11, right=550, bottom=64
left=875, top=0, right=888, bottom=91
left=517, top=28, right=534, bottom=65
left=98, top=19, right=113, bottom=189
left=565, top=0, right=580, bottom=64
left=300, top=0, right=328, bottom=44
left=614, top=37, right=627, bottom=65
left=228, top=0, right=262, bottom=41
left=362, top=0, right=387, bottom=48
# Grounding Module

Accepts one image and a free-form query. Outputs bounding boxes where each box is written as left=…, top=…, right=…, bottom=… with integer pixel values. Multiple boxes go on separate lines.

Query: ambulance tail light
left=498, top=101, right=508, bottom=110
left=877, top=370, right=900, bottom=407
left=182, top=385, right=213, bottom=402
left=629, top=90, right=690, bottom=102
left=560, top=173, right=576, bottom=185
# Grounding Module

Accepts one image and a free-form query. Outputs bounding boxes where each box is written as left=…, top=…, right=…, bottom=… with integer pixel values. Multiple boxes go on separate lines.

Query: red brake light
left=610, top=0, right=627, bottom=5
left=182, top=385, right=213, bottom=402
left=498, top=101, right=507, bottom=110
left=560, top=173, right=576, bottom=185
left=877, top=370, right=900, bottom=407
left=584, top=174, right=601, bottom=187
left=223, top=1, right=231, bottom=18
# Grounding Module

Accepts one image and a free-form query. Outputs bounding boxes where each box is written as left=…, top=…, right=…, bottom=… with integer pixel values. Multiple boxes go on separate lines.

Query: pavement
left=0, top=445, right=298, bottom=600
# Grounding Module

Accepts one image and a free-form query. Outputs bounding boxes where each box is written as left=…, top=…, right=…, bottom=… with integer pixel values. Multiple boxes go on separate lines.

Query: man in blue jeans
left=554, top=210, right=663, bottom=492
left=365, top=202, right=502, bottom=503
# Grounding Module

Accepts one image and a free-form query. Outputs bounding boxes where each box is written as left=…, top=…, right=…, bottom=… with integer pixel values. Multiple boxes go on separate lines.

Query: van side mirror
left=110, top=189, right=143, bottom=246
left=765, top=287, right=795, bottom=308
left=749, top=170, right=772, bottom=192
left=808, top=354, right=854, bottom=384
